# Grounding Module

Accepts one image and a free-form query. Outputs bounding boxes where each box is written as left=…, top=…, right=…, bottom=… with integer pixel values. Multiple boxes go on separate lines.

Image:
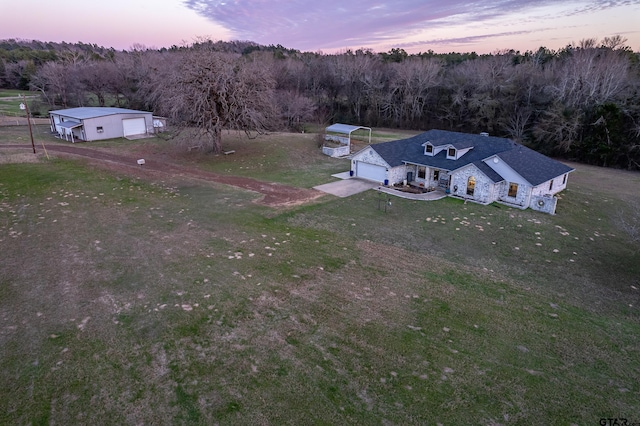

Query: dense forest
left=1, top=37, right=639, bottom=168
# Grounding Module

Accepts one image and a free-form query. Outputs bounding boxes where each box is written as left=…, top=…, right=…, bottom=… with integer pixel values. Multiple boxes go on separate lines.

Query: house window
left=417, top=166, right=426, bottom=179
left=96, top=126, right=104, bottom=133
left=549, top=180, right=554, bottom=191
left=433, top=170, right=440, bottom=181
left=425, top=144, right=433, bottom=154
left=448, top=148, right=456, bottom=158
left=467, top=176, right=476, bottom=196
left=508, top=182, right=518, bottom=197
left=562, top=174, right=567, bottom=184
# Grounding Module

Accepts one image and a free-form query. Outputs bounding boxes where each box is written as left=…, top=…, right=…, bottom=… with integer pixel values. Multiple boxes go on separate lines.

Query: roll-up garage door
left=356, top=162, right=386, bottom=182
left=122, top=118, right=146, bottom=137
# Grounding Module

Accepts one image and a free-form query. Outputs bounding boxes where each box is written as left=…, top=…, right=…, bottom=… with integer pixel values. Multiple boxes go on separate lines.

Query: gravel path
left=1, top=143, right=324, bottom=207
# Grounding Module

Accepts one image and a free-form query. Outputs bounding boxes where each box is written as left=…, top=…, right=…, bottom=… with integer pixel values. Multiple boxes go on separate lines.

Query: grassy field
left=0, top=89, right=124, bottom=118
left=1, top=127, right=639, bottom=425
left=0, top=90, right=40, bottom=116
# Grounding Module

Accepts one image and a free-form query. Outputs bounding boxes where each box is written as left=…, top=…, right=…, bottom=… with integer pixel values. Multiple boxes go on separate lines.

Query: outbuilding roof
left=325, top=123, right=371, bottom=134
left=49, top=107, right=151, bottom=120
left=367, top=129, right=573, bottom=187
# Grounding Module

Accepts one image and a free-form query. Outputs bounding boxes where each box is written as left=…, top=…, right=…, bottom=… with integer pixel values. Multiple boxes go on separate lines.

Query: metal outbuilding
left=49, top=107, right=154, bottom=142
left=325, top=123, right=371, bottom=143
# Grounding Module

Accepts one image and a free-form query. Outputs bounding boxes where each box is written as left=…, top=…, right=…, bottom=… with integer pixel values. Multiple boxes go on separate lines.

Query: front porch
left=403, top=163, right=451, bottom=191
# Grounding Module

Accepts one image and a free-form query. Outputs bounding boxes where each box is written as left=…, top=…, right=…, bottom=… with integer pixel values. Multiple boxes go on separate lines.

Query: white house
left=49, top=107, right=154, bottom=142
left=350, top=129, right=574, bottom=214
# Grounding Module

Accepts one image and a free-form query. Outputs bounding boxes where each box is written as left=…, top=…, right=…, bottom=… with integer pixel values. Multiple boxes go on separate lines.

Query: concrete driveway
left=314, top=178, right=379, bottom=198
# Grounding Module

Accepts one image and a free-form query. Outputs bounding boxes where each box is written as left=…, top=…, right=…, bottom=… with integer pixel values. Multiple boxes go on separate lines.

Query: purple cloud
left=395, top=29, right=545, bottom=49
left=183, top=0, right=640, bottom=51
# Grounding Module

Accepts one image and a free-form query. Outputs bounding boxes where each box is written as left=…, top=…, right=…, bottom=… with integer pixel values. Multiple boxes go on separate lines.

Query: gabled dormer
left=423, top=141, right=447, bottom=156
left=446, top=147, right=457, bottom=159
left=447, top=145, right=473, bottom=160
left=423, top=139, right=473, bottom=160
left=424, top=142, right=435, bottom=156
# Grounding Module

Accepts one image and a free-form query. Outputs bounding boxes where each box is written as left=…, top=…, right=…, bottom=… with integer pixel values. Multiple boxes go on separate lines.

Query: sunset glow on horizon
left=1, top=0, right=639, bottom=53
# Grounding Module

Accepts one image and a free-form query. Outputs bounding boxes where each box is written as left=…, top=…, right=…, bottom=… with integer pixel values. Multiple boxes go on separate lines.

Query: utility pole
left=20, top=94, right=36, bottom=154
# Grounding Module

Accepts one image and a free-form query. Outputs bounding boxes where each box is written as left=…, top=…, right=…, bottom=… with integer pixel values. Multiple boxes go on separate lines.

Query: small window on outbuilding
left=549, top=180, right=554, bottom=191
left=97, top=126, right=104, bottom=133
left=562, top=174, right=567, bottom=184
left=508, top=182, right=518, bottom=197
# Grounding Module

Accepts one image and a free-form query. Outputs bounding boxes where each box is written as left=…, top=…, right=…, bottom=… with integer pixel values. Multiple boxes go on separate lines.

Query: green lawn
left=0, top=90, right=42, bottom=116
left=0, top=89, right=29, bottom=98
left=0, top=127, right=639, bottom=425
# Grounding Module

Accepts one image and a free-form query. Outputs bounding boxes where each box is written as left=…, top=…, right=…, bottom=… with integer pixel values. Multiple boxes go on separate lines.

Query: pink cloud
left=183, top=0, right=640, bottom=51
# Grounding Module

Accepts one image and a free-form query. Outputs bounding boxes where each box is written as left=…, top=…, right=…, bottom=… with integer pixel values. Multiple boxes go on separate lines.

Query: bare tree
left=4, top=60, right=36, bottom=90
left=77, top=60, right=120, bottom=106
left=30, top=61, right=83, bottom=107
left=533, top=101, right=584, bottom=152
left=154, top=50, right=276, bottom=153
left=109, top=49, right=172, bottom=110
left=601, top=35, right=629, bottom=50
left=275, top=90, right=316, bottom=131
left=439, top=55, right=515, bottom=132
left=384, top=57, right=442, bottom=125
left=331, top=51, right=383, bottom=123
left=547, top=45, right=630, bottom=109
left=504, top=107, right=532, bottom=142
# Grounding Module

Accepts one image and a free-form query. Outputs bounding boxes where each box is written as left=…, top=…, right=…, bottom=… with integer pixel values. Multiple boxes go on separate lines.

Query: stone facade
left=450, top=165, right=496, bottom=204
left=322, top=145, right=350, bottom=157
left=388, top=165, right=408, bottom=184
left=530, top=175, right=569, bottom=198
left=497, top=181, right=530, bottom=208
left=351, top=148, right=389, bottom=168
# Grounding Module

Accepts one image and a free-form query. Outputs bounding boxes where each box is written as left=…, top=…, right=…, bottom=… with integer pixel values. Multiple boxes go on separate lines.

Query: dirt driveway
left=1, top=144, right=324, bottom=207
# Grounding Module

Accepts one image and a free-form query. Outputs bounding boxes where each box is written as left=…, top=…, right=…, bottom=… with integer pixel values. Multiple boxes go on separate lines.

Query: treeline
left=1, top=37, right=639, bottom=168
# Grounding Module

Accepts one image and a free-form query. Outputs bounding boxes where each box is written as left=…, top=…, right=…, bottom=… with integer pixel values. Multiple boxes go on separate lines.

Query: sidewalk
left=375, top=186, right=448, bottom=201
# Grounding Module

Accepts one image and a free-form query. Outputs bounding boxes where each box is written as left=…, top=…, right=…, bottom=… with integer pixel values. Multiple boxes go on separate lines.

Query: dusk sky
left=1, top=0, right=639, bottom=53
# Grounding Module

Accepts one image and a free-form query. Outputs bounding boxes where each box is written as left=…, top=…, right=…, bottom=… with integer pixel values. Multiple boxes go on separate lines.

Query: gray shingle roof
left=496, top=144, right=574, bottom=186
left=49, top=107, right=151, bottom=120
left=370, top=129, right=574, bottom=186
left=475, top=161, right=505, bottom=183
left=422, top=130, right=477, bottom=149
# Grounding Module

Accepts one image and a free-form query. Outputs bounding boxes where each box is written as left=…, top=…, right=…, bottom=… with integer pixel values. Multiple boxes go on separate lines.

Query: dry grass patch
left=0, top=151, right=42, bottom=164
left=1, top=137, right=639, bottom=425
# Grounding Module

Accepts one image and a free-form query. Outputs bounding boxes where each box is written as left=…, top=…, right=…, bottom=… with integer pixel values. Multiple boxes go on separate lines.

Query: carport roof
left=58, top=121, right=83, bottom=129
left=326, top=123, right=371, bottom=134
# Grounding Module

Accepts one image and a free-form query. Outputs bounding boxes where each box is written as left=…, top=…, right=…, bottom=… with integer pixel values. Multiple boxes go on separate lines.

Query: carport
left=325, top=124, right=372, bottom=144
left=322, top=123, right=372, bottom=157
left=58, top=121, right=83, bottom=143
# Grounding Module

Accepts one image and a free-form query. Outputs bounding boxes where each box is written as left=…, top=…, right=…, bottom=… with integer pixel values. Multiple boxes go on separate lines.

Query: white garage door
left=356, top=161, right=386, bottom=183
left=122, top=118, right=146, bottom=137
